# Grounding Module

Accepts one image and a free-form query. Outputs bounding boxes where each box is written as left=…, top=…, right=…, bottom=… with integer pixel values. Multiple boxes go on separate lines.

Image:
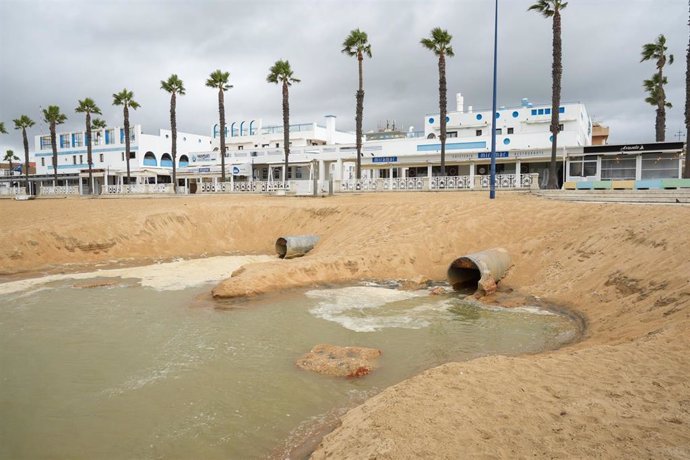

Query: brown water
left=0, top=257, right=578, bottom=459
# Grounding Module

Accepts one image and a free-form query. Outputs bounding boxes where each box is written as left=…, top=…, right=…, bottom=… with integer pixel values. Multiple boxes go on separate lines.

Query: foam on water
left=307, top=286, right=450, bottom=332
left=307, top=285, right=561, bottom=332
left=0, top=255, right=273, bottom=296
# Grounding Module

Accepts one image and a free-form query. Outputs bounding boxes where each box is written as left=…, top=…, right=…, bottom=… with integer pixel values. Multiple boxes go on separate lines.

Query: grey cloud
left=1, top=0, right=687, bottom=153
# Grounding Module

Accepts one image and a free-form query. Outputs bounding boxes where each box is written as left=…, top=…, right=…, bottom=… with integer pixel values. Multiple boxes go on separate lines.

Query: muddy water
left=0, top=257, right=578, bottom=459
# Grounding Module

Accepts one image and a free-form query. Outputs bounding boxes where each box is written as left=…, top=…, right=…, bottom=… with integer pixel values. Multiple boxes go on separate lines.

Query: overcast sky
left=0, top=0, right=687, bottom=154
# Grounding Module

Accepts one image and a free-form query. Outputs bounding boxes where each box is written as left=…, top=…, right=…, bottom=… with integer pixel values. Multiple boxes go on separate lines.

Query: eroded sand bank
left=1, top=193, right=689, bottom=458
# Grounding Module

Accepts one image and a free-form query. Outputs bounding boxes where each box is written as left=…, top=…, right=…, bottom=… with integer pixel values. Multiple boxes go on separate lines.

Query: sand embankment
left=1, top=193, right=689, bottom=458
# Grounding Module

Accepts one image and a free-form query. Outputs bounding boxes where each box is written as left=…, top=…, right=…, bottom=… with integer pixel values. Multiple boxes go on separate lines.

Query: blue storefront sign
left=372, top=156, right=398, bottom=163
left=198, top=167, right=211, bottom=173
left=478, top=151, right=509, bottom=159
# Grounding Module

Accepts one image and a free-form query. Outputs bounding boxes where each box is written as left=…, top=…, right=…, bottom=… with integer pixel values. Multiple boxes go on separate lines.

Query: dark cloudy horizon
left=0, top=0, right=687, bottom=154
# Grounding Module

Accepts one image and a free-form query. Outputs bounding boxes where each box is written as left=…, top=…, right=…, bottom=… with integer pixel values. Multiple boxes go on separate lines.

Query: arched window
left=161, top=153, right=173, bottom=167
left=427, top=133, right=436, bottom=139
left=143, top=151, right=157, bottom=166
left=179, top=155, right=189, bottom=167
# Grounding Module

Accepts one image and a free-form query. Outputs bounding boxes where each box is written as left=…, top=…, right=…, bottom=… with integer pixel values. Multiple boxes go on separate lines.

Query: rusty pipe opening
left=275, top=235, right=320, bottom=259
left=276, top=238, right=289, bottom=259
left=447, top=248, right=511, bottom=296
left=447, top=259, right=482, bottom=291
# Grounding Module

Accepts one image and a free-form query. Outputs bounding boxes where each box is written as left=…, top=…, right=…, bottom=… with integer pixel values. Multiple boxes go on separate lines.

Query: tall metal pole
left=489, top=0, right=499, bottom=199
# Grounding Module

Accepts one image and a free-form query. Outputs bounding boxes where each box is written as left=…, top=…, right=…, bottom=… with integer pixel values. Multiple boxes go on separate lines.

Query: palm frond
left=267, top=60, right=300, bottom=86
left=13, top=115, right=35, bottom=130
left=42, top=105, right=67, bottom=125
left=75, top=97, right=102, bottom=115
left=206, top=69, right=233, bottom=91
left=421, top=27, right=454, bottom=57
left=113, top=89, right=140, bottom=109
left=91, top=118, right=107, bottom=130
left=342, top=29, right=372, bottom=58
left=161, top=74, right=186, bottom=95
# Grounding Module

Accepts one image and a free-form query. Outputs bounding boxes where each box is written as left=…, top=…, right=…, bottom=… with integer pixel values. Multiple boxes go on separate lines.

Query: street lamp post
left=489, top=0, right=499, bottom=199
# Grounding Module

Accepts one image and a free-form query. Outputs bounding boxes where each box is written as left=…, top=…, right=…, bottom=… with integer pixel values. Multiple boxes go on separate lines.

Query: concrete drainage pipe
left=275, top=235, right=320, bottom=259
left=447, top=248, right=511, bottom=295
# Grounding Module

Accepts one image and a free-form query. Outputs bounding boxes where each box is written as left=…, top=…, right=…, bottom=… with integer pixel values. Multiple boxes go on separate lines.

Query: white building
left=184, top=94, right=594, bottom=189
left=213, top=115, right=355, bottom=149
left=31, top=125, right=217, bottom=191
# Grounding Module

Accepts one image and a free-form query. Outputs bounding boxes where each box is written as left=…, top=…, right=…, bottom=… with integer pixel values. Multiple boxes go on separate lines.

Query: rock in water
left=296, top=344, right=382, bottom=378
left=399, top=275, right=431, bottom=290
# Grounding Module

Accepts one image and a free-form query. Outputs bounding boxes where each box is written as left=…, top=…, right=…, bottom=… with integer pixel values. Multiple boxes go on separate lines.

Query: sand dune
left=1, top=192, right=689, bottom=458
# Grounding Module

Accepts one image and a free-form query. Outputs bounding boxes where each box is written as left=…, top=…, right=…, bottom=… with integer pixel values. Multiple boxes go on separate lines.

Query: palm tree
left=75, top=98, right=102, bottom=194
left=0, top=122, right=6, bottom=134
left=683, top=0, right=690, bottom=179
left=4, top=150, right=19, bottom=180
left=529, top=0, right=567, bottom=189
left=13, top=115, right=35, bottom=194
left=644, top=74, right=672, bottom=123
left=267, top=60, right=300, bottom=182
left=91, top=118, right=107, bottom=131
left=206, top=70, right=233, bottom=182
left=161, top=74, right=185, bottom=193
left=421, top=28, right=455, bottom=177
left=641, top=34, right=675, bottom=142
left=342, top=29, right=372, bottom=180
left=42, top=106, right=67, bottom=185
left=113, top=89, right=140, bottom=185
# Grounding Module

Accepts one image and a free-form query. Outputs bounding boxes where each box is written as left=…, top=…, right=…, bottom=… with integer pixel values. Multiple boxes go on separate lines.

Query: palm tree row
left=641, top=34, right=674, bottom=142
left=3, top=8, right=688, bottom=193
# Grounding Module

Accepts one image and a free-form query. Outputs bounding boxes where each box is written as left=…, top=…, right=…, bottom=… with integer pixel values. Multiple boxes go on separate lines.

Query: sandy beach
left=1, top=192, right=689, bottom=458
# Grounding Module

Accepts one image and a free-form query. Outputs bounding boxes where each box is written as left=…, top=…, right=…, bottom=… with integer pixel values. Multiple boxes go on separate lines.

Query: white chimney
left=325, top=115, right=336, bottom=145
left=468, top=105, right=473, bottom=113
left=456, top=93, right=464, bottom=113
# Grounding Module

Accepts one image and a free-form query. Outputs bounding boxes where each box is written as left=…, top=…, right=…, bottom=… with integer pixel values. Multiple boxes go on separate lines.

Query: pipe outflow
left=447, top=248, right=511, bottom=295
left=275, top=235, right=320, bottom=259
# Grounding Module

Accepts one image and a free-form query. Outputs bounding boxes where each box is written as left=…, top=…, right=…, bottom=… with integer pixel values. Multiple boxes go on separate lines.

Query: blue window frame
left=476, top=114, right=483, bottom=121
left=428, top=117, right=435, bottom=124
left=545, top=108, right=551, bottom=115
left=559, top=107, right=566, bottom=114
left=531, top=109, right=537, bottom=116
left=512, top=111, right=519, bottom=118
left=495, top=112, right=500, bottom=119
left=538, top=109, right=544, bottom=115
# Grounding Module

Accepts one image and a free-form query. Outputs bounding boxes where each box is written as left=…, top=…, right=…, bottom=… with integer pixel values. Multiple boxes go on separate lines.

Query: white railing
left=337, top=173, right=539, bottom=193
left=194, top=181, right=293, bottom=194
left=39, top=185, right=80, bottom=196
left=0, top=186, right=26, bottom=196
left=101, top=184, right=175, bottom=195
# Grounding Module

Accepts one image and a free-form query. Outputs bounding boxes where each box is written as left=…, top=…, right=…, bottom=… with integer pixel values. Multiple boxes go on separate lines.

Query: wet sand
left=1, top=192, right=689, bottom=458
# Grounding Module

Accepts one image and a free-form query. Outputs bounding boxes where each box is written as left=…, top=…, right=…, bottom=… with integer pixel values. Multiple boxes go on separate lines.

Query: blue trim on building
left=417, top=141, right=486, bottom=152
left=36, top=146, right=138, bottom=157
left=47, top=164, right=90, bottom=170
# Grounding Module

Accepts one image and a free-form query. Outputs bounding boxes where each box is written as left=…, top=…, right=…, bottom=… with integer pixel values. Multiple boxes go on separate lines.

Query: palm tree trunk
left=657, top=67, right=666, bottom=142
left=22, top=128, right=30, bottom=194
left=171, top=93, right=177, bottom=193
left=50, top=123, right=58, bottom=185
left=439, top=52, right=447, bottom=177
left=219, top=89, right=226, bottom=182
left=547, top=9, right=563, bottom=190
left=282, top=81, right=290, bottom=183
left=86, top=112, right=93, bottom=194
left=685, top=0, right=690, bottom=178
left=125, top=104, right=131, bottom=186
left=356, top=52, right=364, bottom=180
